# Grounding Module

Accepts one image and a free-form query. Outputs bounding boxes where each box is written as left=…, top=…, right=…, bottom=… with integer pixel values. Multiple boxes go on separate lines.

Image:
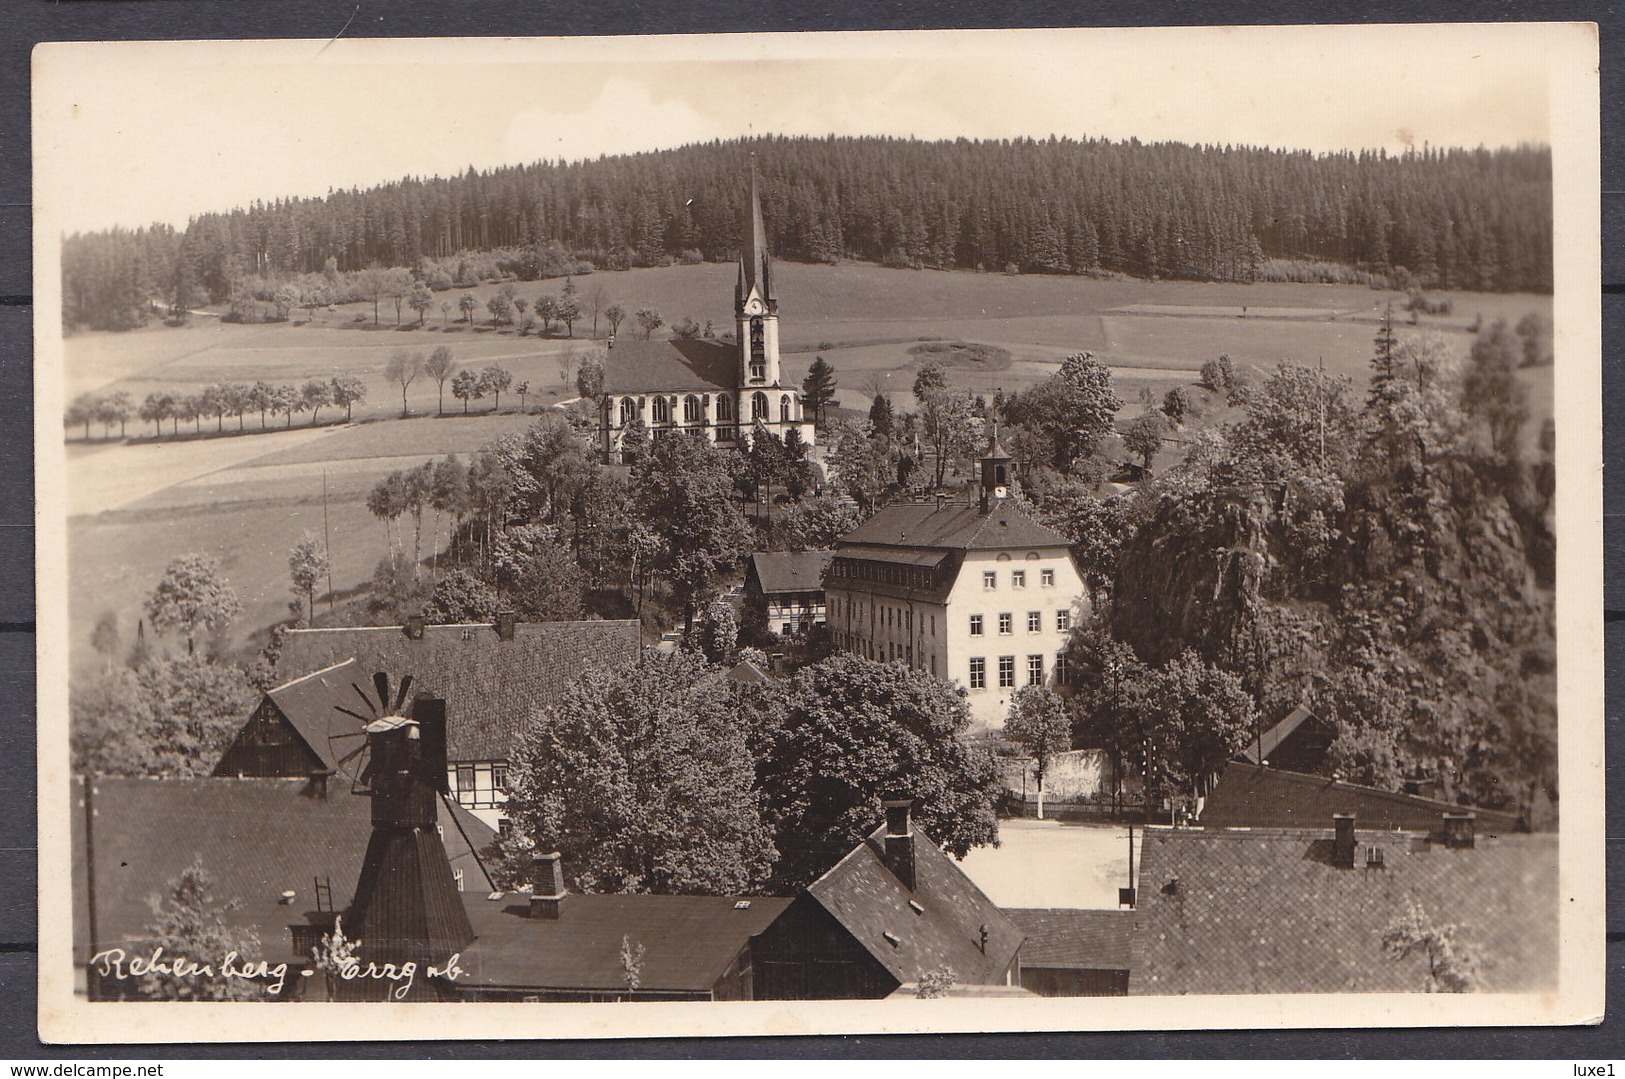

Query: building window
left=1028, top=654, right=1044, bottom=685
left=1022, top=611, right=1038, bottom=632
left=783, top=622, right=794, bottom=636
left=1042, top=568, right=1055, bottom=587
left=455, top=764, right=475, bottom=794
left=651, top=396, right=671, bottom=424
left=998, top=656, right=1016, bottom=688
left=1056, top=609, right=1071, bottom=632
left=969, top=657, right=986, bottom=689
left=970, top=614, right=983, bottom=636
left=717, top=395, right=733, bottom=421
left=1012, top=570, right=1026, bottom=589
left=780, top=394, right=793, bottom=423
left=619, top=397, right=636, bottom=426
left=998, top=613, right=1012, bottom=635
left=1055, top=652, right=1070, bottom=686
left=752, top=391, right=768, bottom=420
left=983, top=571, right=996, bottom=590
left=492, top=765, right=508, bottom=791
left=683, top=394, right=702, bottom=422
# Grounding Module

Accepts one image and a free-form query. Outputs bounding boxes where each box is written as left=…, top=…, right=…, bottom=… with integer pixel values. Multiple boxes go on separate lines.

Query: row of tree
left=67, top=375, right=367, bottom=440
left=62, top=134, right=1553, bottom=332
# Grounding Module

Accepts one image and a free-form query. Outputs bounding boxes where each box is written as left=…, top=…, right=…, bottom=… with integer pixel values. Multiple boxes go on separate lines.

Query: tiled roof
left=1199, top=762, right=1524, bottom=834
left=277, top=620, right=641, bottom=763
left=1004, top=908, right=1135, bottom=971
left=805, top=824, right=1024, bottom=986
left=748, top=550, right=833, bottom=595
left=602, top=338, right=739, bottom=395
left=458, top=894, right=791, bottom=993
left=262, top=659, right=359, bottom=772
left=837, top=500, right=1072, bottom=552
left=1132, top=827, right=1559, bottom=994
left=71, top=776, right=495, bottom=964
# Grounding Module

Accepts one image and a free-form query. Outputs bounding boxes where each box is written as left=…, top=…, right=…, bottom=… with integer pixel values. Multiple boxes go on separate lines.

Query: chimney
left=1441, top=812, right=1476, bottom=849
left=404, top=615, right=425, bottom=641
left=1332, top=814, right=1356, bottom=868
left=935, top=492, right=948, bottom=512
left=305, top=769, right=332, bottom=801
left=495, top=612, right=517, bottom=641
left=882, top=799, right=916, bottom=891
left=529, top=851, right=566, bottom=919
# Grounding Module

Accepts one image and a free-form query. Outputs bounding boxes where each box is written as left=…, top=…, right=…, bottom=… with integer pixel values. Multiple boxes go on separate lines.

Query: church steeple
left=735, top=151, right=781, bottom=391
left=736, top=152, right=774, bottom=314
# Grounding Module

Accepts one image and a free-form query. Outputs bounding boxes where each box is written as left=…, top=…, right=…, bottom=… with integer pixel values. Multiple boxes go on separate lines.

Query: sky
left=32, top=24, right=1571, bottom=235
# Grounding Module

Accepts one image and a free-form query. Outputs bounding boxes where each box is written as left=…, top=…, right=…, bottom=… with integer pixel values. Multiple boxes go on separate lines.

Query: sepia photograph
left=32, top=23, right=1602, bottom=1043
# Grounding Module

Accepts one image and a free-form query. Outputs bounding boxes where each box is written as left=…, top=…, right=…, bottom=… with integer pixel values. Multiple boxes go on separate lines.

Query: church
left=598, top=160, right=811, bottom=462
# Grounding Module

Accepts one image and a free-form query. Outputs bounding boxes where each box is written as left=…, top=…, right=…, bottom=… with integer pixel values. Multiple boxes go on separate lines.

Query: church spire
left=738, top=152, right=773, bottom=309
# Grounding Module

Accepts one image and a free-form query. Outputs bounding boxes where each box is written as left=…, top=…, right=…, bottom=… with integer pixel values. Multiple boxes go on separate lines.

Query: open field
left=956, top=819, right=1138, bottom=910
left=63, top=263, right=1554, bottom=675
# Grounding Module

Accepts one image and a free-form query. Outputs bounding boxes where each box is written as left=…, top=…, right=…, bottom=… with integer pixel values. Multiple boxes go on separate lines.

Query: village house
left=598, top=158, right=810, bottom=462
left=750, top=800, right=1025, bottom=998
left=824, top=431, right=1088, bottom=727
left=744, top=549, right=832, bottom=638
left=273, top=616, right=641, bottom=827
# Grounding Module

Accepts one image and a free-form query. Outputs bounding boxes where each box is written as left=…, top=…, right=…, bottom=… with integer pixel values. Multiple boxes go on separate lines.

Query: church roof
left=602, top=338, right=738, bottom=395
left=837, top=500, right=1072, bottom=553
left=739, top=156, right=773, bottom=304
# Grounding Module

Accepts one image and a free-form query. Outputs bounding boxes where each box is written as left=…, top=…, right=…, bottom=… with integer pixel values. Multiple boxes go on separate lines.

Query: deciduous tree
left=1004, top=686, right=1074, bottom=819
left=145, top=554, right=242, bottom=655
left=288, top=532, right=329, bottom=623
left=384, top=349, right=422, bottom=416
left=504, top=650, right=775, bottom=895
left=759, top=653, right=1000, bottom=891
left=425, top=346, right=456, bottom=414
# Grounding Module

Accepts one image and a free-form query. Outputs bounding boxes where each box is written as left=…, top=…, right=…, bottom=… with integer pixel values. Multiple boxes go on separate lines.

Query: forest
left=61, top=134, right=1552, bottom=332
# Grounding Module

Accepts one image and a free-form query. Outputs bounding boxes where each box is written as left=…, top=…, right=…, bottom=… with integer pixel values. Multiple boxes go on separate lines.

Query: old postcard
left=33, top=24, right=1602, bottom=1043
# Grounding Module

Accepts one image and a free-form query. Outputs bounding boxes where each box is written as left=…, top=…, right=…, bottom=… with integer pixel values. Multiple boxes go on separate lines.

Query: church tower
left=735, top=154, right=783, bottom=395
left=979, top=421, right=1014, bottom=514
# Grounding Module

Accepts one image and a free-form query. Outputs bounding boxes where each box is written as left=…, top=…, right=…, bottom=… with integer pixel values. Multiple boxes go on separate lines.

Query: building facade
left=744, top=550, right=832, bottom=637
left=825, top=434, right=1088, bottom=727
left=598, top=158, right=811, bottom=461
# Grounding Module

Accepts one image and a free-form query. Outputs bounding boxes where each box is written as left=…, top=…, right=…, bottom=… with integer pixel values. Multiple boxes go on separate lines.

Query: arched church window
left=619, top=398, right=635, bottom=426
left=780, top=394, right=793, bottom=423
left=683, top=395, right=702, bottom=423
left=652, top=396, right=670, bottom=425
left=716, top=395, right=733, bottom=421
left=752, top=391, right=768, bottom=421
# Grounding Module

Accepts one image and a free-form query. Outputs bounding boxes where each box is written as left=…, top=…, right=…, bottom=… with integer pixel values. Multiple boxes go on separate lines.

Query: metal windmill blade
left=328, top=671, right=409, bottom=795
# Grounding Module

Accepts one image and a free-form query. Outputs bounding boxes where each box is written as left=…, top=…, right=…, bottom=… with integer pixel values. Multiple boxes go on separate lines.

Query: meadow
left=61, top=262, right=1554, bottom=675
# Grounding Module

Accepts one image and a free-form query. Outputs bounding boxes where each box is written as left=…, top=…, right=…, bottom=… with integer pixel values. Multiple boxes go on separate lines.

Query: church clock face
left=744, top=297, right=764, bottom=316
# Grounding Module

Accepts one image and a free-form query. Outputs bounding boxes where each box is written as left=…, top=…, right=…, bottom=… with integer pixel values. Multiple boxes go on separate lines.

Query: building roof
left=1198, top=761, right=1525, bottom=834
left=1004, top=908, right=1135, bottom=971
left=259, top=659, right=360, bottom=772
left=726, top=658, right=773, bottom=685
left=739, top=157, right=774, bottom=305
left=602, top=338, right=739, bottom=395
left=748, top=550, right=834, bottom=595
left=837, top=500, right=1072, bottom=553
left=1236, top=703, right=1329, bottom=766
left=277, top=620, right=641, bottom=763
left=1132, top=826, right=1559, bottom=995
left=71, top=776, right=496, bottom=965
left=804, top=823, right=1025, bottom=987
left=457, top=893, right=791, bottom=993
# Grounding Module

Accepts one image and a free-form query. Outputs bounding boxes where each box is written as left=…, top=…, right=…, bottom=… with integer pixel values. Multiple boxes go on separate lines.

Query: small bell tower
left=735, top=153, right=781, bottom=392
left=979, top=421, right=1014, bottom=514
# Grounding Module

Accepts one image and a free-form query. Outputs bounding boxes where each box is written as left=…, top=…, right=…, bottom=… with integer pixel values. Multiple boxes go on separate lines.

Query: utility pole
left=83, top=773, right=100, bottom=1001
left=322, top=469, right=335, bottom=613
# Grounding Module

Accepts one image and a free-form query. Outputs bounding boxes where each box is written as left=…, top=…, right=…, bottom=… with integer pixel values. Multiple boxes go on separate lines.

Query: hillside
left=61, top=134, right=1552, bottom=332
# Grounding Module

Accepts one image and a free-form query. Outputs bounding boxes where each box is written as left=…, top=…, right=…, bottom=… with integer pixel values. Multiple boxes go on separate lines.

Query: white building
left=825, top=433, right=1089, bottom=727
left=598, top=156, right=811, bottom=461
